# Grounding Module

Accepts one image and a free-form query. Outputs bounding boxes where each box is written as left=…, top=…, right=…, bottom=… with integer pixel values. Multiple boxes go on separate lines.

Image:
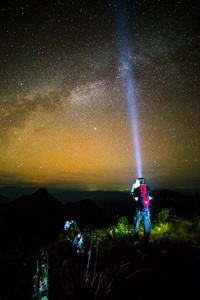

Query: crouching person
left=131, top=177, right=153, bottom=243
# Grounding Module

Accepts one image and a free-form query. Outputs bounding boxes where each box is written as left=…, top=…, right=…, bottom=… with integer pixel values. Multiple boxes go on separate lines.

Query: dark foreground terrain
left=0, top=239, right=199, bottom=299
left=0, top=188, right=199, bottom=299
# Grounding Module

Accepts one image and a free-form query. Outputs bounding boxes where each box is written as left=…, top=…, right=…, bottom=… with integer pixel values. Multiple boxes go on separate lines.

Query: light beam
left=115, top=1, right=142, bottom=178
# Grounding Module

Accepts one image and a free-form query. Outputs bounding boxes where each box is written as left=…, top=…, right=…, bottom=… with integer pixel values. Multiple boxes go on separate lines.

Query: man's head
left=132, top=177, right=146, bottom=191
left=137, top=177, right=146, bottom=186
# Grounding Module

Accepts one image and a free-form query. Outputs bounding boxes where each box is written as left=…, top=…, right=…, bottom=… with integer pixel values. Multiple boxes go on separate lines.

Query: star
left=0, top=0, right=199, bottom=193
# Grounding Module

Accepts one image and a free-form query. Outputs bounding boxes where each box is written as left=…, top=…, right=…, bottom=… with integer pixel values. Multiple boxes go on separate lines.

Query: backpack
left=139, top=185, right=150, bottom=212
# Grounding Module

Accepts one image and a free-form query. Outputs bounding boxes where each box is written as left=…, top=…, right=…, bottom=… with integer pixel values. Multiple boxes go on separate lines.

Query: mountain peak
left=34, top=187, right=48, bottom=195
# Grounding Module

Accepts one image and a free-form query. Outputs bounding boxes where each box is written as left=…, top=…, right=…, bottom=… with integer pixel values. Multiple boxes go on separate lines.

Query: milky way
left=0, top=0, right=199, bottom=192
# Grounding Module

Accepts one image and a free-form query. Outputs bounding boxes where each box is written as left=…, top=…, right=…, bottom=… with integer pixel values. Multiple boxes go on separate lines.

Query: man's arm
left=132, top=187, right=140, bottom=206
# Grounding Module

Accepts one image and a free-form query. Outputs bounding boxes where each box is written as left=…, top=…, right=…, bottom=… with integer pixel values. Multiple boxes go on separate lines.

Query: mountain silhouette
left=63, top=198, right=110, bottom=229
left=59, top=190, right=134, bottom=222
left=153, top=189, right=200, bottom=216
left=0, top=194, right=9, bottom=205
left=0, top=188, right=109, bottom=250
left=12, top=187, right=62, bottom=210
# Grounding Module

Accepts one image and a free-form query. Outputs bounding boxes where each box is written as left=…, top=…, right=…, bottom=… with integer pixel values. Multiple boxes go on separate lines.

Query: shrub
left=157, top=208, right=170, bottom=222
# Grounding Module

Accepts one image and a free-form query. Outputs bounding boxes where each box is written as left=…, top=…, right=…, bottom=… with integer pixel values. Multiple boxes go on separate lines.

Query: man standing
left=131, top=178, right=153, bottom=243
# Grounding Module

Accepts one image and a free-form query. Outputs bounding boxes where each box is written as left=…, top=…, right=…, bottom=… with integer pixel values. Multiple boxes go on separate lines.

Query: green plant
left=157, top=208, right=170, bottom=222
left=117, top=216, right=129, bottom=231
left=151, top=216, right=200, bottom=244
left=114, top=216, right=132, bottom=237
left=52, top=213, right=200, bottom=300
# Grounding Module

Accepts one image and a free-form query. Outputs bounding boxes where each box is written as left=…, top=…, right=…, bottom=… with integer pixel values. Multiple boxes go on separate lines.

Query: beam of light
left=115, top=1, right=142, bottom=178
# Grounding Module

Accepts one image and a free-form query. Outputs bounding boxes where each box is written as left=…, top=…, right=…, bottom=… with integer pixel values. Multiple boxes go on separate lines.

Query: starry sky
left=0, top=0, right=199, bottom=193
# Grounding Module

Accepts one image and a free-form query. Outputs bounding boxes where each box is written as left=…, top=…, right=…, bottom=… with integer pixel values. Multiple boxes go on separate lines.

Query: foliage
left=157, top=208, right=170, bottom=222
left=58, top=213, right=200, bottom=250
left=93, top=227, right=111, bottom=248
left=115, top=216, right=130, bottom=235
left=38, top=213, right=200, bottom=299
left=91, top=213, right=200, bottom=247
left=151, top=209, right=200, bottom=244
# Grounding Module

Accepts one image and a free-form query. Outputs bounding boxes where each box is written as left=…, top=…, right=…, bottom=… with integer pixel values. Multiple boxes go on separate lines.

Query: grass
left=89, top=210, right=200, bottom=247
left=53, top=210, right=200, bottom=299
left=33, top=210, right=200, bottom=299
left=150, top=209, right=200, bottom=245
left=56, top=209, right=200, bottom=252
left=1, top=208, right=199, bottom=299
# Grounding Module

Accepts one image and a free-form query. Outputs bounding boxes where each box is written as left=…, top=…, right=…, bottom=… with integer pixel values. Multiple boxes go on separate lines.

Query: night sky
left=0, top=0, right=199, bottom=193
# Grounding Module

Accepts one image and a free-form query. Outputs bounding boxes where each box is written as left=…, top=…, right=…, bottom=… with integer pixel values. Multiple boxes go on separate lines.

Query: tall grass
left=151, top=209, right=199, bottom=244
left=89, top=209, right=200, bottom=247
left=90, top=210, right=200, bottom=246
left=53, top=210, right=200, bottom=299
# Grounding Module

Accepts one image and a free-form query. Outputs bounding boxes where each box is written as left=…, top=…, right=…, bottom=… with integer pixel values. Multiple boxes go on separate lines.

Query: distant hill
left=153, top=189, right=200, bottom=217
left=56, top=189, right=200, bottom=221
left=11, top=187, right=62, bottom=209
left=0, top=194, right=10, bottom=205
left=0, top=187, right=199, bottom=250
left=63, top=198, right=110, bottom=229
left=0, top=188, right=109, bottom=250
left=57, top=191, right=134, bottom=222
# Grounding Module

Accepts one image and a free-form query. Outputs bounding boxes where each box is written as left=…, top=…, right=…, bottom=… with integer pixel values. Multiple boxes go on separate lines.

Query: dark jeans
left=134, top=210, right=151, bottom=238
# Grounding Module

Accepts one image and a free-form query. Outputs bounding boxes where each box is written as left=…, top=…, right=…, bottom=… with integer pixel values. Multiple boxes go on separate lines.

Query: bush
left=116, top=216, right=130, bottom=235
left=157, top=208, right=170, bottom=222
